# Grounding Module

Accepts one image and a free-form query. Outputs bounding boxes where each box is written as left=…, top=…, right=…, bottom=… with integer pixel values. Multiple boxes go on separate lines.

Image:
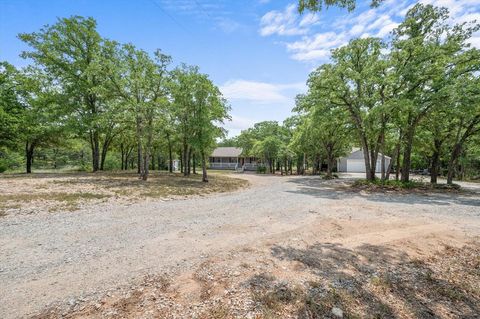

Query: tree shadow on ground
left=286, top=177, right=480, bottom=208
left=247, top=241, right=480, bottom=318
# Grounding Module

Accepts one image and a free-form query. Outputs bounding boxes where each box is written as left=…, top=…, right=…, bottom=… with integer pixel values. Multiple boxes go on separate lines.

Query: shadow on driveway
left=257, top=241, right=480, bottom=318
left=285, top=177, right=480, bottom=208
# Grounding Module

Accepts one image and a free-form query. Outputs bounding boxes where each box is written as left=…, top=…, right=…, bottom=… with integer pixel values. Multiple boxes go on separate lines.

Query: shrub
left=257, top=165, right=267, bottom=174
left=353, top=179, right=426, bottom=189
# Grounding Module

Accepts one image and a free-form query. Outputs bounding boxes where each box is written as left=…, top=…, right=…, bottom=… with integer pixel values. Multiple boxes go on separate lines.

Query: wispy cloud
left=157, top=0, right=244, bottom=33
left=220, top=79, right=305, bottom=104
left=260, top=0, right=480, bottom=63
left=259, top=4, right=319, bottom=36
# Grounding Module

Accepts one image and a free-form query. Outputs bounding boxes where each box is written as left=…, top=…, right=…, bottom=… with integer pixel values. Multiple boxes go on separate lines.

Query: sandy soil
left=1, top=173, right=479, bottom=318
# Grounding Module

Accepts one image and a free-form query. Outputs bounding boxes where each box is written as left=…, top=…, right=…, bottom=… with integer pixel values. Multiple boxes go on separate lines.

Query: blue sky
left=1, top=0, right=479, bottom=136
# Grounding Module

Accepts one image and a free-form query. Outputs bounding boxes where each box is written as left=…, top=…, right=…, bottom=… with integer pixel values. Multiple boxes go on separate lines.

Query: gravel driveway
left=1, top=173, right=479, bottom=318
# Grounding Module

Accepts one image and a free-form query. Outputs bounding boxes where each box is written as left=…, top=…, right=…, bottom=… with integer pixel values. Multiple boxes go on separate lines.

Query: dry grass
left=0, top=171, right=248, bottom=216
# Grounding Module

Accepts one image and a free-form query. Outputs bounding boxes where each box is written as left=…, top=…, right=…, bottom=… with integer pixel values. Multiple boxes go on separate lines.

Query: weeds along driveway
left=1, top=174, right=480, bottom=318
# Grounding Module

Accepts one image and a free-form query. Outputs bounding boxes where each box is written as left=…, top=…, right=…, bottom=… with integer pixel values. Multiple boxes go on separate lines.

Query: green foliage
left=0, top=62, right=24, bottom=148
left=297, top=0, right=383, bottom=13
left=353, top=179, right=425, bottom=189
left=0, top=15, right=229, bottom=179
left=292, top=4, right=480, bottom=183
left=236, top=121, right=294, bottom=174
left=256, top=165, right=267, bottom=174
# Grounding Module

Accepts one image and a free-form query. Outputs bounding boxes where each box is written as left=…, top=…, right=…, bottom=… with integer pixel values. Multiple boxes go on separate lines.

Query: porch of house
left=208, top=156, right=259, bottom=171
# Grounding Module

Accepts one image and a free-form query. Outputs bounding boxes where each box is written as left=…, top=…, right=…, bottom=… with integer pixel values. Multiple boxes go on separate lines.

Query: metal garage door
left=346, top=159, right=366, bottom=172
left=347, top=159, right=384, bottom=173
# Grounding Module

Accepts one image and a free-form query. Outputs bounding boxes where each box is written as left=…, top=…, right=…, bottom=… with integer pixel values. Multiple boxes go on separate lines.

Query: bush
left=256, top=165, right=267, bottom=174
left=0, top=149, right=23, bottom=172
left=353, top=179, right=425, bottom=189
left=322, top=174, right=339, bottom=180
left=352, top=179, right=461, bottom=191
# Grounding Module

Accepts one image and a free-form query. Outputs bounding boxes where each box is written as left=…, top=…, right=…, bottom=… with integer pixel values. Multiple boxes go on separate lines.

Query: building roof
left=341, top=148, right=391, bottom=160
left=211, top=147, right=243, bottom=157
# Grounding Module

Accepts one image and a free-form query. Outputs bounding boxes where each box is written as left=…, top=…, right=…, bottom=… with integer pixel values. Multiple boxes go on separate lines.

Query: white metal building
left=337, top=148, right=391, bottom=173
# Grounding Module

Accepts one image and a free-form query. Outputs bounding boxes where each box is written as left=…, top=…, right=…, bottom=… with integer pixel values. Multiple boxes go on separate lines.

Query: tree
left=170, top=65, right=229, bottom=181
left=309, top=38, right=391, bottom=180
left=19, top=16, right=115, bottom=172
left=444, top=76, right=480, bottom=184
left=237, top=121, right=290, bottom=174
left=103, top=42, right=171, bottom=180
left=294, top=93, right=351, bottom=178
left=0, top=62, right=23, bottom=149
left=190, top=74, right=230, bottom=182
left=17, top=67, right=64, bottom=173
left=298, top=0, right=383, bottom=13
left=252, top=136, right=282, bottom=173
left=390, top=4, right=480, bottom=182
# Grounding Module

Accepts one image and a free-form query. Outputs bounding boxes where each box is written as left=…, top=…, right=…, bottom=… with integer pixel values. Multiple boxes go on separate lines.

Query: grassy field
left=0, top=171, right=249, bottom=216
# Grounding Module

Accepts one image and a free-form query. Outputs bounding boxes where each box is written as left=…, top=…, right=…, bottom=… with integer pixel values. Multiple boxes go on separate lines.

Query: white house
left=337, top=148, right=391, bottom=173
left=209, top=147, right=259, bottom=171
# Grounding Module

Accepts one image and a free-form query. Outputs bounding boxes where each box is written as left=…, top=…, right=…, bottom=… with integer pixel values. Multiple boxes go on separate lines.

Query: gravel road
left=1, top=173, right=479, bottom=318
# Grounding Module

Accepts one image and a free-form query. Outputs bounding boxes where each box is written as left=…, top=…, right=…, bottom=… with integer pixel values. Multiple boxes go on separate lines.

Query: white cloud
left=222, top=115, right=258, bottom=138
left=263, top=1, right=410, bottom=62
left=226, top=115, right=257, bottom=131
left=216, top=17, right=242, bottom=33
left=263, top=0, right=480, bottom=63
left=220, top=79, right=305, bottom=104
left=286, top=31, right=347, bottom=61
left=259, top=4, right=319, bottom=36
left=419, top=0, right=480, bottom=48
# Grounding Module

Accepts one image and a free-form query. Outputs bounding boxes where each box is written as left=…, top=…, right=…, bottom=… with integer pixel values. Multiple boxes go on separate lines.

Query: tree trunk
left=446, top=116, right=480, bottom=184
left=360, top=144, right=373, bottom=181
left=125, top=146, right=134, bottom=171
left=303, top=153, right=306, bottom=175
left=137, top=146, right=141, bottom=174
left=183, top=142, right=189, bottom=176
left=120, top=143, right=125, bottom=170
left=187, top=148, right=192, bottom=175
left=100, top=142, right=109, bottom=171
left=180, top=151, right=184, bottom=174
left=447, top=143, right=462, bottom=184
left=167, top=133, right=173, bottom=173
left=326, top=155, right=334, bottom=178
left=401, top=127, right=415, bottom=182
left=25, top=141, right=35, bottom=174
left=296, top=154, right=302, bottom=175
left=193, top=154, right=196, bottom=174
left=142, top=116, right=154, bottom=181
left=90, top=130, right=100, bottom=172
left=380, top=131, right=386, bottom=181
left=430, top=138, right=442, bottom=184
left=143, top=152, right=149, bottom=181
left=201, top=151, right=208, bottom=182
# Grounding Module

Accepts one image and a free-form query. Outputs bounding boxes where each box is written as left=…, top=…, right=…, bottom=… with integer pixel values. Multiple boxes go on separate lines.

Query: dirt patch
left=30, top=238, right=480, bottom=319
left=0, top=172, right=248, bottom=216
left=3, top=175, right=479, bottom=319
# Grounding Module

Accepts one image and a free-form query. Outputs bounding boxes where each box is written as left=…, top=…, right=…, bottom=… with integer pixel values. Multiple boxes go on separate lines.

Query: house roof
left=341, top=148, right=391, bottom=160
left=211, top=147, right=243, bottom=157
